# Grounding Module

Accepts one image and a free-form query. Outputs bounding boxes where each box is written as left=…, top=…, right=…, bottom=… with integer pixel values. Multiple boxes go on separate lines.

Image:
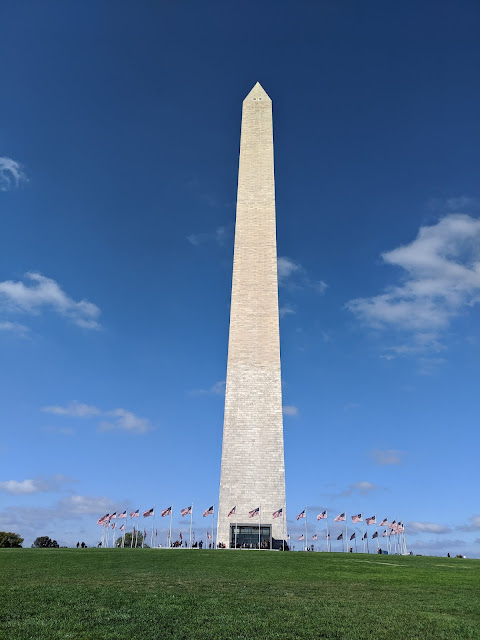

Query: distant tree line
left=0, top=531, right=24, bottom=548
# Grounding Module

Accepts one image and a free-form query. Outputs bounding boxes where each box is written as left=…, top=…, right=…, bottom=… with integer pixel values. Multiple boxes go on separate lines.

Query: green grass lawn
left=1, top=549, right=479, bottom=640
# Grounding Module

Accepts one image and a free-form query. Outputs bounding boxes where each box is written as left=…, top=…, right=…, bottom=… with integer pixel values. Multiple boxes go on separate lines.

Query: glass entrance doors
left=230, top=524, right=272, bottom=549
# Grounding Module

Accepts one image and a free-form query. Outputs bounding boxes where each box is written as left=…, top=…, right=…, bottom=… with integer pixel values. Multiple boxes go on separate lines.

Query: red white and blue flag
left=118, top=511, right=127, bottom=519
left=203, top=506, right=214, bottom=517
left=337, top=533, right=343, bottom=540
left=299, top=534, right=304, bottom=541
left=130, top=509, right=139, bottom=518
left=248, top=507, right=260, bottom=518
left=372, top=531, right=378, bottom=539
left=362, top=532, right=367, bottom=540
left=97, top=514, right=109, bottom=525
left=161, top=506, right=172, bottom=517
left=181, top=506, right=192, bottom=517
left=366, top=516, right=376, bottom=525
left=227, top=506, right=236, bottom=517
left=351, top=513, right=362, bottom=523
left=317, top=510, right=327, bottom=520
left=334, top=512, right=346, bottom=522
left=312, top=534, right=318, bottom=540
left=109, top=512, right=117, bottom=520
left=296, top=509, right=306, bottom=521
left=382, top=530, right=387, bottom=537
left=379, top=518, right=388, bottom=526
left=111, top=522, right=116, bottom=529
left=350, top=532, right=356, bottom=540
left=143, top=508, right=154, bottom=518
left=207, top=531, right=212, bottom=540
left=272, top=508, right=283, bottom=519
left=119, top=524, right=125, bottom=531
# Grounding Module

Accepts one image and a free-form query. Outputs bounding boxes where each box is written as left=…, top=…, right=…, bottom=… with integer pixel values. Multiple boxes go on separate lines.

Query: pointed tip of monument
left=244, top=82, right=271, bottom=102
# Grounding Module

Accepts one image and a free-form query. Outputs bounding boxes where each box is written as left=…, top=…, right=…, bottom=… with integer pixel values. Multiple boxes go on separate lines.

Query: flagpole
left=326, top=511, right=330, bottom=552
left=211, top=503, right=214, bottom=550
left=258, top=506, right=261, bottom=550
left=169, top=504, right=173, bottom=548
left=136, top=505, right=141, bottom=548
left=345, top=509, right=348, bottom=553
left=376, top=515, right=380, bottom=553
left=189, top=503, right=193, bottom=549
left=304, top=507, right=308, bottom=552
left=362, top=511, right=366, bottom=553
left=282, top=506, right=285, bottom=552
left=151, top=505, right=156, bottom=548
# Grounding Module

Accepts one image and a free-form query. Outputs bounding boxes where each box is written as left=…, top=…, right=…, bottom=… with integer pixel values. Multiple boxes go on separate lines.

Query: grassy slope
left=0, top=549, right=479, bottom=640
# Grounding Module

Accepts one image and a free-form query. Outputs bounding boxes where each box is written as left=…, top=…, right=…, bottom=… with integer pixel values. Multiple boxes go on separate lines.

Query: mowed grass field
left=1, top=549, right=479, bottom=640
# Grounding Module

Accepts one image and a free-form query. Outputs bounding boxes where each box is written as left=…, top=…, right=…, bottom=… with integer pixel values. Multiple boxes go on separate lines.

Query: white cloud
left=0, top=157, right=28, bottom=191
left=190, top=380, right=226, bottom=396
left=0, top=475, right=73, bottom=495
left=42, top=401, right=101, bottom=417
left=407, top=521, right=451, bottom=534
left=0, top=320, right=30, bottom=334
left=277, top=257, right=302, bottom=283
left=59, top=495, right=114, bottom=515
left=279, top=304, right=296, bottom=317
left=42, top=402, right=152, bottom=434
left=457, top=515, right=480, bottom=532
left=340, top=481, right=378, bottom=496
left=346, top=214, right=480, bottom=348
left=99, top=409, right=151, bottom=434
left=283, top=405, right=298, bottom=416
left=370, top=449, right=405, bottom=465
left=187, top=225, right=232, bottom=248
left=0, top=272, right=101, bottom=329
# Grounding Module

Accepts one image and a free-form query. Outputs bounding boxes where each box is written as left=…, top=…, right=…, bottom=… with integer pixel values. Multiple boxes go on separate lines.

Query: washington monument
left=217, top=83, right=286, bottom=549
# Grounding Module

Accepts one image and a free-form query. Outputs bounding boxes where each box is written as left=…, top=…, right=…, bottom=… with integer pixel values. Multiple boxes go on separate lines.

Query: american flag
left=97, top=514, right=109, bottom=525
left=372, top=531, right=378, bottom=539
left=203, top=506, right=214, bottom=517
left=299, top=534, right=304, bottom=541
left=227, top=506, right=236, bottom=517
left=389, top=529, right=396, bottom=536
left=327, top=533, right=330, bottom=539
left=366, top=516, right=376, bottom=526
left=130, top=509, right=140, bottom=518
left=379, top=518, right=388, bottom=526
left=334, top=512, right=346, bottom=522
left=143, top=508, right=154, bottom=517
left=350, top=532, right=356, bottom=540
left=317, top=510, right=327, bottom=520
left=161, top=506, right=172, bottom=517
left=207, top=531, right=212, bottom=540
left=119, top=524, right=125, bottom=531
left=382, top=530, right=387, bottom=537
left=111, top=522, right=116, bottom=529
left=296, top=509, right=306, bottom=521
left=248, top=507, right=260, bottom=518
left=312, top=534, right=318, bottom=540
left=181, top=506, right=192, bottom=517
left=109, top=512, right=117, bottom=520
left=118, top=511, right=127, bottom=519
left=337, top=533, right=343, bottom=540
left=272, top=508, right=283, bottom=519
left=362, top=532, right=367, bottom=540
left=397, top=523, right=405, bottom=533
left=351, top=513, right=362, bottom=523
left=389, top=520, right=396, bottom=528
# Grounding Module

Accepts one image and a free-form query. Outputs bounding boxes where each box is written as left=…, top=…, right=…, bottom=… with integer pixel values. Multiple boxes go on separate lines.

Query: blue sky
left=1, top=0, right=479, bottom=556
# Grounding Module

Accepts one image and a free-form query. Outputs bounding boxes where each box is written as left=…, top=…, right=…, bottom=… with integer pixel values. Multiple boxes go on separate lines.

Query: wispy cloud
left=190, top=380, right=226, bottom=396
left=0, top=320, right=30, bottom=335
left=343, top=481, right=378, bottom=496
left=456, top=515, right=480, bottom=532
left=0, top=272, right=101, bottom=329
left=407, top=521, right=451, bottom=534
left=0, top=475, right=74, bottom=495
left=41, top=402, right=152, bottom=434
left=279, top=304, right=296, bottom=317
left=428, top=195, right=479, bottom=212
left=370, top=449, right=405, bottom=465
left=0, top=157, right=28, bottom=191
left=283, top=405, right=298, bottom=416
left=346, top=214, right=480, bottom=353
left=187, top=225, right=232, bottom=248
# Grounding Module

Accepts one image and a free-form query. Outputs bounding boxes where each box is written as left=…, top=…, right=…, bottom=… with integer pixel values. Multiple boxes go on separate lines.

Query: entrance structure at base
left=217, top=83, right=286, bottom=549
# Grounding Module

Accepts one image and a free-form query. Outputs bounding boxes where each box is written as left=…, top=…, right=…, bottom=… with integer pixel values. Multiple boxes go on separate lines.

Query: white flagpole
left=212, top=503, right=215, bottom=550
left=189, top=503, right=193, bottom=549
left=282, top=506, right=285, bottom=552
left=169, top=505, right=173, bottom=548
left=326, top=512, right=330, bottom=552
left=151, top=506, right=156, bottom=548
left=136, top=505, right=141, bottom=548
left=345, top=510, right=348, bottom=553
left=304, top=507, right=308, bottom=551
left=235, top=509, right=238, bottom=549
left=258, top=506, right=261, bottom=549
left=376, top=515, right=380, bottom=553
left=362, top=512, right=366, bottom=553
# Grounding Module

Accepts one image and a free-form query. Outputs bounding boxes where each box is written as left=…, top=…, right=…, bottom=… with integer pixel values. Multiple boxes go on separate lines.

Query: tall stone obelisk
left=217, top=83, right=286, bottom=548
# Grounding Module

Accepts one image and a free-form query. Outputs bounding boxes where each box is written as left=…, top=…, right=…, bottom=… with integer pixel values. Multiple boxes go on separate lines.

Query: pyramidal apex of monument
left=244, top=81, right=271, bottom=101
